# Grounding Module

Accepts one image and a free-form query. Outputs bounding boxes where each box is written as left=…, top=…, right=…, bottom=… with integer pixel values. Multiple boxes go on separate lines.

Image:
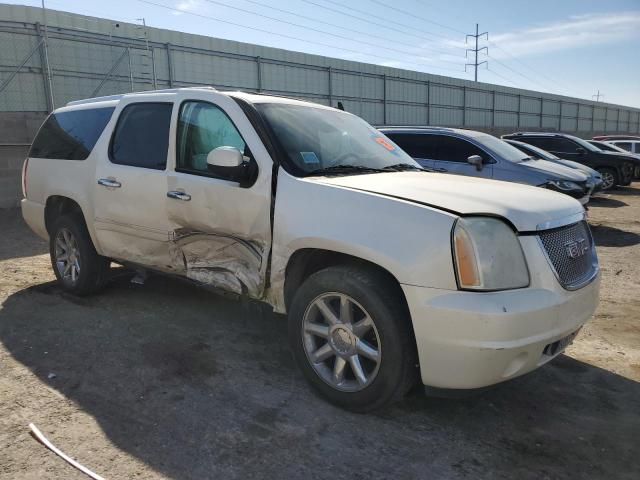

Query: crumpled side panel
left=169, top=228, right=264, bottom=297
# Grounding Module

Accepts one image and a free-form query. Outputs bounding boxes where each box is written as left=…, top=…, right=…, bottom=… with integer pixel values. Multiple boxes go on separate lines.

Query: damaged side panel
left=169, top=228, right=265, bottom=296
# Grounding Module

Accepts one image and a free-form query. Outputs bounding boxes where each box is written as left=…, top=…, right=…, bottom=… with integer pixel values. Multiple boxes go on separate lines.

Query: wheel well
left=44, top=196, right=85, bottom=234
left=283, top=249, right=408, bottom=313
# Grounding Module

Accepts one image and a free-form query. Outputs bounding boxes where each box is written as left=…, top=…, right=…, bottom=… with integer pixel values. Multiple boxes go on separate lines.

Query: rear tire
left=49, top=214, right=110, bottom=295
left=288, top=264, right=418, bottom=412
left=596, top=167, right=618, bottom=191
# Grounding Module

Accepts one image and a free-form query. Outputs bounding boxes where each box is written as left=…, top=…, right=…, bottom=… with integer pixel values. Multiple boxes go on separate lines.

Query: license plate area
left=543, top=329, right=581, bottom=357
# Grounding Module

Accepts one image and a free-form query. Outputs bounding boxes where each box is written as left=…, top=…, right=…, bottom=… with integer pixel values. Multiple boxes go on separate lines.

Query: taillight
left=21, top=158, right=29, bottom=198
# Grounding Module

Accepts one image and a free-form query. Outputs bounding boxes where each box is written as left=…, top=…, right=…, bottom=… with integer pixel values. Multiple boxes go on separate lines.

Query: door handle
left=98, top=178, right=121, bottom=188
left=167, top=190, right=191, bottom=201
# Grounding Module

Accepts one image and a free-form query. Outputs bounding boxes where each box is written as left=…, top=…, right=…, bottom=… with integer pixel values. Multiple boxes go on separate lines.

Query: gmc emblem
left=565, top=238, right=589, bottom=259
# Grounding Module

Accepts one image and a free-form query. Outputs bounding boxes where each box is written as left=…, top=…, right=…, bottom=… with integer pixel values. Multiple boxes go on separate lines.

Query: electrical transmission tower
left=466, top=24, right=488, bottom=82
left=592, top=90, right=604, bottom=102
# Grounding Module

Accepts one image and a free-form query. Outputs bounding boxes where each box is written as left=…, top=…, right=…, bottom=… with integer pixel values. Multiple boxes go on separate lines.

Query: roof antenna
left=337, top=101, right=344, bottom=111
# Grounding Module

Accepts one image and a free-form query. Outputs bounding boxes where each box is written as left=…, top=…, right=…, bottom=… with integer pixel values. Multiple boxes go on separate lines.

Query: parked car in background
left=502, top=132, right=637, bottom=191
left=606, top=139, right=640, bottom=155
left=21, top=88, right=600, bottom=411
left=380, top=127, right=593, bottom=204
left=588, top=140, right=640, bottom=178
left=592, top=135, right=640, bottom=142
left=505, top=139, right=603, bottom=192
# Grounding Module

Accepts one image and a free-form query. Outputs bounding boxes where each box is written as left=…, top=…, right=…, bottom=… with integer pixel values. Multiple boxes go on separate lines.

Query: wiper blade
left=382, top=163, right=429, bottom=172
left=306, top=164, right=385, bottom=176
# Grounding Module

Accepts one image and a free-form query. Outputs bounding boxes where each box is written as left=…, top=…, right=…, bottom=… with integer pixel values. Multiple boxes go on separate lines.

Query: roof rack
left=66, top=86, right=218, bottom=107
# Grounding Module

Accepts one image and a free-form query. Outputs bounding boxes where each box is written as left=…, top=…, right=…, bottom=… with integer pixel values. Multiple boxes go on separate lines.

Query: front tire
left=288, top=265, right=417, bottom=412
left=596, top=167, right=618, bottom=191
left=49, top=214, right=110, bottom=295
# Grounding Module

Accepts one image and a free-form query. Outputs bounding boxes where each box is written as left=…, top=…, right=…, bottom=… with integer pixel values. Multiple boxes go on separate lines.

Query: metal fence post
left=166, top=43, right=174, bottom=87
left=491, top=90, right=495, bottom=129
left=127, top=47, right=134, bottom=92
left=35, top=22, right=54, bottom=112
left=256, top=56, right=262, bottom=93
left=558, top=101, right=563, bottom=131
left=539, top=97, right=543, bottom=129
left=426, top=81, right=431, bottom=125
left=383, top=74, right=387, bottom=125
left=327, top=66, right=332, bottom=107
left=462, top=86, right=466, bottom=127
left=517, top=94, right=521, bottom=129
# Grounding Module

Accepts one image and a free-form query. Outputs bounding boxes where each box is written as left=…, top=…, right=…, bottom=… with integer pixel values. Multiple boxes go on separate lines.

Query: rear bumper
left=402, top=273, right=600, bottom=389
left=21, top=198, right=48, bottom=240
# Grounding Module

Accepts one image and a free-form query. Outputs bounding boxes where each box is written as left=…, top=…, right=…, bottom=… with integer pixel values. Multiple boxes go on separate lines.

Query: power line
left=235, top=0, right=465, bottom=62
left=300, top=0, right=463, bottom=47
left=465, top=23, right=488, bottom=82
left=486, top=67, right=518, bottom=88
left=592, top=90, right=604, bottom=102
left=199, top=0, right=463, bottom=67
left=368, top=0, right=467, bottom=36
left=136, top=0, right=465, bottom=74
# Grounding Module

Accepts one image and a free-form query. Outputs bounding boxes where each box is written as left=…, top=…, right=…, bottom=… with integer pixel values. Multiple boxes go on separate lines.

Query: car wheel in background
left=596, top=168, right=618, bottom=191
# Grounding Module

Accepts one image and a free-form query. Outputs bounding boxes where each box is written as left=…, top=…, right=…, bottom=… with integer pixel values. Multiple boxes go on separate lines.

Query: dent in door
left=169, top=228, right=264, bottom=296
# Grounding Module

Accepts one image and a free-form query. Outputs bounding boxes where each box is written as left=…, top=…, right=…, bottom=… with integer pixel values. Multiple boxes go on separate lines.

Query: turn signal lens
left=453, top=223, right=480, bottom=288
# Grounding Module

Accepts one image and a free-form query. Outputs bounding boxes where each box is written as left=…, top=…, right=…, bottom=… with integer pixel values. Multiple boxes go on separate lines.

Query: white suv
left=21, top=87, right=600, bottom=411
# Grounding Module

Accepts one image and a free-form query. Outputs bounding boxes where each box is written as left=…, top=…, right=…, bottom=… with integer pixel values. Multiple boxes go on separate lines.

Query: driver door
left=431, top=134, right=493, bottom=178
left=164, top=91, right=273, bottom=298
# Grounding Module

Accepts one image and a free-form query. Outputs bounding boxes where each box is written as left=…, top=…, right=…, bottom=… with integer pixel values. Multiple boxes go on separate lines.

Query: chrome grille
left=538, top=221, right=598, bottom=290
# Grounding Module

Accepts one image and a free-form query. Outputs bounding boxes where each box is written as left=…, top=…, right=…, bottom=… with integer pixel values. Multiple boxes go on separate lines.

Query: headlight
left=544, top=180, right=582, bottom=192
left=452, top=217, right=529, bottom=290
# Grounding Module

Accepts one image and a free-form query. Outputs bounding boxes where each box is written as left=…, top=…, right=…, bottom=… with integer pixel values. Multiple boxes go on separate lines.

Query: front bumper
left=402, top=235, right=600, bottom=389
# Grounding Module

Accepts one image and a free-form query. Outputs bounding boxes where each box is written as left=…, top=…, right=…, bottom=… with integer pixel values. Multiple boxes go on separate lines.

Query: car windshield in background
left=517, top=142, right=559, bottom=160
left=569, top=135, right=601, bottom=152
left=256, top=103, right=420, bottom=176
left=473, top=133, right=530, bottom=162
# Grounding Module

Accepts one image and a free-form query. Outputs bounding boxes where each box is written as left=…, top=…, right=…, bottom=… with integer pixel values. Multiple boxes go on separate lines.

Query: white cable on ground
left=28, top=423, right=106, bottom=480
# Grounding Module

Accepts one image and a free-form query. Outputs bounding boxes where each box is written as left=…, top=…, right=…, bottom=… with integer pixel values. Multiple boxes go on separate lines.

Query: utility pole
left=465, top=24, right=488, bottom=82
left=41, top=0, right=55, bottom=110
left=592, top=90, right=604, bottom=102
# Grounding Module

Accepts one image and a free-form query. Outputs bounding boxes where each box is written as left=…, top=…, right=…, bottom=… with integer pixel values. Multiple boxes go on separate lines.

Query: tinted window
left=521, top=137, right=577, bottom=153
left=110, top=103, right=172, bottom=170
left=385, top=133, right=439, bottom=159
left=614, top=142, right=632, bottom=152
left=432, top=135, right=485, bottom=162
left=177, top=101, right=248, bottom=176
left=29, top=107, right=115, bottom=160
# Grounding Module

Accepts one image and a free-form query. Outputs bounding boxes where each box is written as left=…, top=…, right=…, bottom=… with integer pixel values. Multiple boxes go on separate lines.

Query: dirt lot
left=1, top=187, right=639, bottom=480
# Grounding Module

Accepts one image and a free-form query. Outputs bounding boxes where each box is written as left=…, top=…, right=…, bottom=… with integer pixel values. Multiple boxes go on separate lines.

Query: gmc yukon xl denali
left=21, top=88, right=600, bottom=411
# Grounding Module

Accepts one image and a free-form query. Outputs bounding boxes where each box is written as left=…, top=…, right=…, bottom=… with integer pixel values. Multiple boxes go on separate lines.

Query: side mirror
left=576, top=147, right=586, bottom=155
left=467, top=154, right=483, bottom=171
left=206, top=146, right=256, bottom=187
left=207, top=146, right=244, bottom=168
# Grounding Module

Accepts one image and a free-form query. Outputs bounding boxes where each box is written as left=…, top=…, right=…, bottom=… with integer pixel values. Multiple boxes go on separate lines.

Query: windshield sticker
left=374, top=137, right=396, bottom=152
left=300, top=151, right=320, bottom=164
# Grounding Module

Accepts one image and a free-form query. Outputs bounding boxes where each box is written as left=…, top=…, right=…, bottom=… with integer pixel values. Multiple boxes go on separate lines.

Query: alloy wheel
left=302, top=292, right=381, bottom=392
left=600, top=171, right=615, bottom=190
left=54, top=228, right=81, bottom=284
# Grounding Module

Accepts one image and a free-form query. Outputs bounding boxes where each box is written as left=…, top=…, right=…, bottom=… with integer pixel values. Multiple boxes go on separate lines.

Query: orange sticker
left=375, top=137, right=396, bottom=151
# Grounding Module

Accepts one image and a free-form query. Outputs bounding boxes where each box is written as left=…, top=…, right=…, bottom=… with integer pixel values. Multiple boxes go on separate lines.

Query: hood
left=551, top=158, right=600, bottom=178
left=519, top=159, right=588, bottom=181
left=312, top=172, right=584, bottom=232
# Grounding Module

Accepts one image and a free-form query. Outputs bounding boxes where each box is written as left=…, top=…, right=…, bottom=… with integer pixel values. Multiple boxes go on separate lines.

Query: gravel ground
left=1, top=186, right=639, bottom=480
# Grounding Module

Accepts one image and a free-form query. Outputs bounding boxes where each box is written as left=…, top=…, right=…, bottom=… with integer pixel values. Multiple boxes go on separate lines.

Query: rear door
left=164, top=91, right=272, bottom=298
left=430, top=134, right=493, bottom=178
left=93, top=99, right=175, bottom=270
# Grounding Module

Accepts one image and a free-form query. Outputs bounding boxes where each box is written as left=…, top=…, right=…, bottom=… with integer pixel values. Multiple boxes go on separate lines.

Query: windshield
left=472, top=133, right=530, bottom=162
left=510, top=141, right=559, bottom=160
left=256, top=103, right=420, bottom=176
left=568, top=135, right=601, bottom=152
left=590, top=141, right=622, bottom=153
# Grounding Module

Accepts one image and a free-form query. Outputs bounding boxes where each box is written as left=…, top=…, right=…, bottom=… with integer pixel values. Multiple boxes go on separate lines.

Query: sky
left=5, top=0, right=640, bottom=107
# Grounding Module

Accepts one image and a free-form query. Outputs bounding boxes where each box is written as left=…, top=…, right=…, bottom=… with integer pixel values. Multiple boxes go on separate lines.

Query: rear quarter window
left=29, top=107, right=115, bottom=160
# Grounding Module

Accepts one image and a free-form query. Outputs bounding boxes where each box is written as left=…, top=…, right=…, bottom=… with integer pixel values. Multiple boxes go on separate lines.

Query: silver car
left=380, top=127, right=593, bottom=204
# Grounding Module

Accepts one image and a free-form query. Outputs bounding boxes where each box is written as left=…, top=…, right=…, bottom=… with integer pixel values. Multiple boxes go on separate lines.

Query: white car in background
left=21, top=88, right=600, bottom=411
